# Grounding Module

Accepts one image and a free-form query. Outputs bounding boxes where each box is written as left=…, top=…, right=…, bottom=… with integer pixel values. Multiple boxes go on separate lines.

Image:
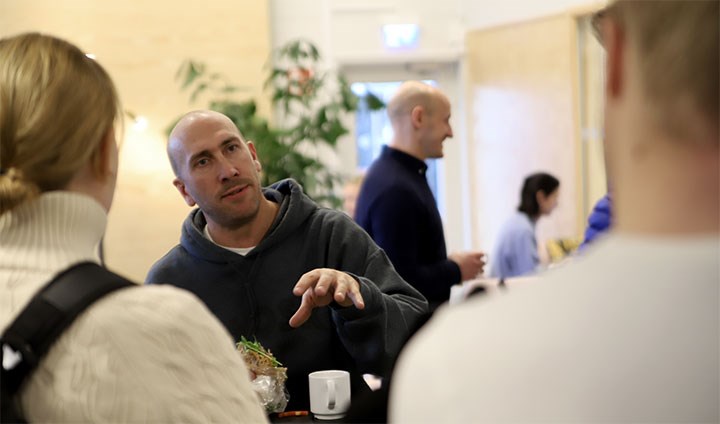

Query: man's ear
left=173, top=177, right=197, bottom=207
left=247, top=141, right=262, bottom=172
left=410, top=106, right=424, bottom=129
left=604, top=17, right=625, bottom=99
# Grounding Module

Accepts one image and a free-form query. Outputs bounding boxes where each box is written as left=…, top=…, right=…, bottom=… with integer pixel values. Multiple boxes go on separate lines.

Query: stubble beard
left=205, top=182, right=263, bottom=231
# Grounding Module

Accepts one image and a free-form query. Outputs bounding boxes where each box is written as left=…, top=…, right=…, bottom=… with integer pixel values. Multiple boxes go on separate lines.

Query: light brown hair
left=0, top=33, right=121, bottom=214
left=601, top=0, right=719, bottom=142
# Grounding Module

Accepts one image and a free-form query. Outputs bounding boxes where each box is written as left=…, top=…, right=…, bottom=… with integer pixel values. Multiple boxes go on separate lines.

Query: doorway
left=338, top=61, right=470, bottom=252
left=350, top=80, right=440, bottom=200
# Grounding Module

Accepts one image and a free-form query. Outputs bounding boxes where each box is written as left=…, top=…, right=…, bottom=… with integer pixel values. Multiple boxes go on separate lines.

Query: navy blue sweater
left=355, top=146, right=460, bottom=309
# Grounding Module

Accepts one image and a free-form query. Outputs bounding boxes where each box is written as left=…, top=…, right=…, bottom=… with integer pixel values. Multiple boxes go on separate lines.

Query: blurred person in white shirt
left=390, top=1, right=719, bottom=422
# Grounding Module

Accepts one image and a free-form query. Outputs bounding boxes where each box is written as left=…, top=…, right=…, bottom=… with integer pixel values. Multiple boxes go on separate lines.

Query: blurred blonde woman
left=0, top=33, right=267, bottom=422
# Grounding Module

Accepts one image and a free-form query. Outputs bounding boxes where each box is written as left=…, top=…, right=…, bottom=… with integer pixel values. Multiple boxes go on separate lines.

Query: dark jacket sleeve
left=365, top=188, right=460, bottom=301
left=327, top=215, right=430, bottom=376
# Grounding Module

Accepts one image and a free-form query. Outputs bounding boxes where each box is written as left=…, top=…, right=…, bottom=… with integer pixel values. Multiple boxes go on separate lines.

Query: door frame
left=337, top=61, right=472, bottom=252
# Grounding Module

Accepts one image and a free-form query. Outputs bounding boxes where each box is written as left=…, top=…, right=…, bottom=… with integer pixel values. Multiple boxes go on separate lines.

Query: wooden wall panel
left=464, top=14, right=580, bottom=260
left=0, top=0, right=271, bottom=281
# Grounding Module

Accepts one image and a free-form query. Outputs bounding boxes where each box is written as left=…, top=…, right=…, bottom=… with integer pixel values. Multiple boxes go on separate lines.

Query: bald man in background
left=355, top=81, right=485, bottom=312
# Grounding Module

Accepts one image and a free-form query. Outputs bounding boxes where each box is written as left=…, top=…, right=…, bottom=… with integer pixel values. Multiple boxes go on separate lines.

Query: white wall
left=271, top=0, right=327, bottom=51
left=271, top=0, right=464, bottom=63
left=271, top=0, right=599, bottom=66
left=462, top=0, right=600, bottom=30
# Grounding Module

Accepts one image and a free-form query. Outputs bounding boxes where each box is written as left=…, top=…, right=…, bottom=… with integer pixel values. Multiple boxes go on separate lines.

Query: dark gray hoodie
left=146, top=179, right=428, bottom=410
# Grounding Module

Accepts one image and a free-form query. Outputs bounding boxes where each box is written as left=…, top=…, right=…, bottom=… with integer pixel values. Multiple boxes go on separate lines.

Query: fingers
left=452, top=251, right=487, bottom=281
left=289, top=291, right=314, bottom=328
left=475, top=252, right=486, bottom=267
left=346, top=286, right=365, bottom=310
left=473, top=253, right=485, bottom=275
left=294, top=269, right=336, bottom=298
left=293, top=269, right=321, bottom=296
left=336, top=276, right=364, bottom=309
left=290, top=269, right=365, bottom=327
left=314, top=271, right=335, bottom=297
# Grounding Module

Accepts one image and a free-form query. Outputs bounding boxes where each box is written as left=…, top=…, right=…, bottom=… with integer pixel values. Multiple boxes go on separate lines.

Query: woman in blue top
left=489, top=172, right=560, bottom=279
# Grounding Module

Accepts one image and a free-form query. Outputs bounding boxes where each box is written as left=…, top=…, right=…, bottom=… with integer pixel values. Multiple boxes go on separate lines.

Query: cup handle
left=327, top=380, right=336, bottom=410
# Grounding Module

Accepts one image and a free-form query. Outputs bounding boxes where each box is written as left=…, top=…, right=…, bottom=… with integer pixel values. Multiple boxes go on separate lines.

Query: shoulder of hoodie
left=145, top=242, right=195, bottom=281
left=311, top=203, right=362, bottom=228
left=271, top=179, right=361, bottom=228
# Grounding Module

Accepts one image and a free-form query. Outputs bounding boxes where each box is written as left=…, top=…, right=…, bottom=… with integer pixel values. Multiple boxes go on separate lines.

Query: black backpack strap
left=1, top=262, right=134, bottom=422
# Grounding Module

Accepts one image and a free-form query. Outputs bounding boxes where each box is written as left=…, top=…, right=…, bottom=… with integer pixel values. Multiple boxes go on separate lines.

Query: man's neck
left=206, top=198, right=280, bottom=248
left=388, top=139, right=425, bottom=161
left=614, top=141, right=719, bottom=236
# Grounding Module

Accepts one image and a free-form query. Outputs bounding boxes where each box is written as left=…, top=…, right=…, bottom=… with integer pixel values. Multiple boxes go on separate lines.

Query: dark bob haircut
left=517, top=172, right=560, bottom=217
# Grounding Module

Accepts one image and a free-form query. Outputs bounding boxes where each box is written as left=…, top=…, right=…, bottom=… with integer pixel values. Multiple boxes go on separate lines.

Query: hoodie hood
left=180, top=178, right=317, bottom=262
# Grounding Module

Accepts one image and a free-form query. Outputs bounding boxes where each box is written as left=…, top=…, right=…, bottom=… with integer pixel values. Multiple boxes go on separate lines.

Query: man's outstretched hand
left=289, top=268, right=366, bottom=328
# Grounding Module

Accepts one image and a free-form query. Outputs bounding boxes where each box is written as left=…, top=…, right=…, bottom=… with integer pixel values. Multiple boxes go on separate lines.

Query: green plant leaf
left=190, top=82, right=209, bottom=103
left=170, top=39, right=357, bottom=207
left=365, top=91, right=386, bottom=110
left=179, top=60, right=205, bottom=90
left=309, top=42, right=321, bottom=60
left=321, top=119, right=349, bottom=146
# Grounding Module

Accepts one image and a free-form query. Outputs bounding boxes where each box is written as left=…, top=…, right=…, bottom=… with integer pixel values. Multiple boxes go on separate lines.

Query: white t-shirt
left=204, top=224, right=255, bottom=256
left=390, top=234, right=719, bottom=423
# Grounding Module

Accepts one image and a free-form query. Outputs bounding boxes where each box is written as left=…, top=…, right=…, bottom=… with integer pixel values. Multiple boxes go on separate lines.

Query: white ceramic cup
left=308, top=370, right=351, bottom=420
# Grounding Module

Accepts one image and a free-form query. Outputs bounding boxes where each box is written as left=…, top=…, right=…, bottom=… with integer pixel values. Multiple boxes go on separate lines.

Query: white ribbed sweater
left=0, top=192, right=268, bottom=423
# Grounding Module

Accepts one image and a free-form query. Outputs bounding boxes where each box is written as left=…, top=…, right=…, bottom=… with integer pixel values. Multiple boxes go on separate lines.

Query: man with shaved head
left=355, top=81, right=486, bottom=312
left=147, top=110, right=428, bottom=411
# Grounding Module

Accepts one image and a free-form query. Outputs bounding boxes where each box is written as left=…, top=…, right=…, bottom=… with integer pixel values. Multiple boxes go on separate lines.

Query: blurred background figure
left=391, top=1, right=719, bottom=422
left=342, top=173, right=364, bottom=219
left=355, top=81, right=485, bottom=312
left=489, top=172, right=560, bottom=279
left=579, top=192, right=612, bottom=250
